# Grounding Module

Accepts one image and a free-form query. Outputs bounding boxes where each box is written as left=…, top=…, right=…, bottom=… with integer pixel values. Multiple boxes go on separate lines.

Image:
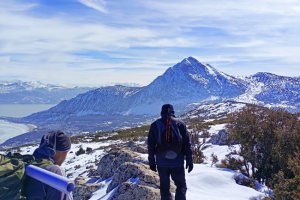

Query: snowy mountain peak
left=172, top=57, right=233, bottom=81
left=21, top=57, right=247, bottom=123
left=173, top=57, right=210, bottom=74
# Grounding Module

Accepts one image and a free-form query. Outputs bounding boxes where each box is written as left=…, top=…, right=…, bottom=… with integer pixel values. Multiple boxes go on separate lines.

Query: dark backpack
left=0, top=153, right=53, bottom=200
left=156, top=117, right=183, bottom=159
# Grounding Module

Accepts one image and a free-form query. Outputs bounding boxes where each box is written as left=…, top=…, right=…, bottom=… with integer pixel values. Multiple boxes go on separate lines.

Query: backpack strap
left=6, top=152, right=35, bottom=165
left=166, top=118, right=171, bottom=142
left=31, top=159, right=54, bottom=169
left=156, top=119, right=165, bottom=144
left=171, top=119, right=182, bottom=141
left=156, top=119, right=182, bottom=144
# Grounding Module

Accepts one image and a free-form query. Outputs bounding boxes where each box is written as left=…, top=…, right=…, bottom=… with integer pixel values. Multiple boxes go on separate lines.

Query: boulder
left=209, top=129, right=228, bottom=145
left=235, top=174, right=257, bottom=190
left=88, top=168, right=97, bottom=177
left=96, top=149, right=144, bottom=179
left=124, top=140, right=148, bottom=154
left=76, top=149, right=177, bottom=200
left=73, top=176, right=102, bottom=200
left=106, top=162, right=174, bottom=193
left=111, top=182, right=161, bottom=200
left=74, top=176, right=87, bottom=186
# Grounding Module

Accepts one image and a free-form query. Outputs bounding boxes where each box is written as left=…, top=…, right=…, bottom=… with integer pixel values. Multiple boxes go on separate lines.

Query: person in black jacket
left=24, top=130, right=73, bottom=200
left=148, top=104, right=193, bottom=200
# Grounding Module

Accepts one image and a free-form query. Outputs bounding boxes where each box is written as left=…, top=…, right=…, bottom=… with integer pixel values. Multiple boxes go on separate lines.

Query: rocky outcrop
left=73, top=176, right=102, bottom=200
left=96, top=149, right=144, bottom=179
left=106, top=162, right=174, bottom=193
left=209, top=129, right=228, bottom=145
left=124, top=140, right=148, bottom=154
left=74, top=148, right=176, bottom=200
left=209, top=129, right=239, bottom=145
left=111, top=182, right=161, bottom=200
left=234, top=174, right=258, bottom=190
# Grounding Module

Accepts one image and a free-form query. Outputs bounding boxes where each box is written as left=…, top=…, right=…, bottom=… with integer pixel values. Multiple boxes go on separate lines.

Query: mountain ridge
left=21, top=57, right=248, bottom=123
left=21, top=57, right=300, bottom=123
left=1, top=57, right=300, bottom=147
left=0, top=80, right=143, bottom=104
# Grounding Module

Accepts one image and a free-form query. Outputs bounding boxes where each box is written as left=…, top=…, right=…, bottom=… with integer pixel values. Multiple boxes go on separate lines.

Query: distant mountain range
left=19, top=57, right=247, bottom=123
left=0, top=80, right=94, bottom=104
left=0, top=81, right=142, bottom=104
left=21, top=57, right=300, bottom=124
left=1, top=57, right=300, bottom=147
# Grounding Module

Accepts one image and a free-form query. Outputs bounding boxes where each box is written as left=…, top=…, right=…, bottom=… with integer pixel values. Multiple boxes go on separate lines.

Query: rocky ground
left=0, top=124, right=271, bottom=199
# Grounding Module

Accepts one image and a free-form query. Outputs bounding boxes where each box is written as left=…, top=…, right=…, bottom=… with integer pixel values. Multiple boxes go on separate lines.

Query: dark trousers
left=157, top=166, right=187, bottom=200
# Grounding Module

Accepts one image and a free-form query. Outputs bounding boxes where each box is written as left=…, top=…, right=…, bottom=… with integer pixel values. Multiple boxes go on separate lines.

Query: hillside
left=0, top=122, right=270, bottom=200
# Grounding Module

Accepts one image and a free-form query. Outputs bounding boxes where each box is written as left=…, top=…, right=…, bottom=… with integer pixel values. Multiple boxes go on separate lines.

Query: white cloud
left=0, top=12, right=158, bottom=54
left=0, top=56, right=10, bottom=63
left=77, top=0, right=108, bottom=13
left=0, top=1, right=37, bottom=11
left=0, top=0, right=300, bottom=86
left=224, top=41, right=265, bottom=48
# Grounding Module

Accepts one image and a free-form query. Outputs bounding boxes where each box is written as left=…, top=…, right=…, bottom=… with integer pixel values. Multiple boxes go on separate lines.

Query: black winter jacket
left=148, top=114, right=193, bottom=167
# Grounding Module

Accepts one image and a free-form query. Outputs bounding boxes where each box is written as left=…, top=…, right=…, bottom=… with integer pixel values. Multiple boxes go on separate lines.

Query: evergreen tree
left=226, top=105, right=300, bottom=188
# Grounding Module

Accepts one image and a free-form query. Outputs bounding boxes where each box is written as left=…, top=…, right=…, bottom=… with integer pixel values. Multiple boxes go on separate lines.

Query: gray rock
left=75, top=149, right=177, bottom=200
left=209, top=129, right=228, bottom=145
left=96, top=149, right=144, bottom=179
left=87, top=169, right=97, bottom=177
left=73, top=176, right=102, bottom=200
left=124, top=140, right=148, bottom=154
left=74, top=176, right=87, bottom=186
left=234, top=174, right=257, bottom=190
left=111, top=182, right=161, bottom=200
left=107, top=162, right=173, bottom=193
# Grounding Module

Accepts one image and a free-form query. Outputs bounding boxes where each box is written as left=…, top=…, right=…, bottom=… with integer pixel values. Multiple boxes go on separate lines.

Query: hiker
left=24, top=130, right=73, bottom=200
left=148, top=104, right=193, bottom=200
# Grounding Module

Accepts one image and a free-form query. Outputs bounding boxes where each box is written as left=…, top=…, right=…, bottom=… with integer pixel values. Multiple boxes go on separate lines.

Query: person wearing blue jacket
left=148, top=104, right=193, bottom=200
left=24, top=130, right=73, bottom=200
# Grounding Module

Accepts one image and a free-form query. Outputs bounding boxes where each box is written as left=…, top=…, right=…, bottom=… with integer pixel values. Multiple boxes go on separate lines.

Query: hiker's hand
left=186, top=163, right=193, bottom=173
left=150, top=164, right=157, bottom=172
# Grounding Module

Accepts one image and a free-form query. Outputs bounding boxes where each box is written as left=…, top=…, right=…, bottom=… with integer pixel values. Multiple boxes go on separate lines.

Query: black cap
left=161, top=104, right=175, bottom=116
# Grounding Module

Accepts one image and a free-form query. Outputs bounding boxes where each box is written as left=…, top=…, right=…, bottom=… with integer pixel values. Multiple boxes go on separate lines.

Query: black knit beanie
left=55, top=130, right=71, bottom=152
left=161, top=104, right=175, bottom=116
left=37, top=130, right=71, bottom=158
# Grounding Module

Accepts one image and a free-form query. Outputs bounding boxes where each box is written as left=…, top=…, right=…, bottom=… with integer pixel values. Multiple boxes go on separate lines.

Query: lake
left=0, top=104, right=56, bottom=145
left=0, top=104, right=56, bottom=118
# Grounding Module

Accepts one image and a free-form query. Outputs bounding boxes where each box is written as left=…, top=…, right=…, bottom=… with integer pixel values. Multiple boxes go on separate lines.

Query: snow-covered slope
left=20, top=85, right=143, bottom=123
left=0, top=80, right=96, bottom=104
left=233, top=73, right=300, bottom=111
left=182, top=101, right=247, bottom=120
left=128, top=57, right=245, bottom=114
left=21, top=57, right=246, bottom=123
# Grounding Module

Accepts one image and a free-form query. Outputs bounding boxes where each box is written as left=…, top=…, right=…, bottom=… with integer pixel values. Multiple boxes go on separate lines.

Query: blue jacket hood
left=33, top=131, right=58, bottom=163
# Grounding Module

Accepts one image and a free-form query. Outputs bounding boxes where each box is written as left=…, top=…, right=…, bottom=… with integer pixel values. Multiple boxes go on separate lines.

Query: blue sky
left=0, top=0, right=300, bottom=86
